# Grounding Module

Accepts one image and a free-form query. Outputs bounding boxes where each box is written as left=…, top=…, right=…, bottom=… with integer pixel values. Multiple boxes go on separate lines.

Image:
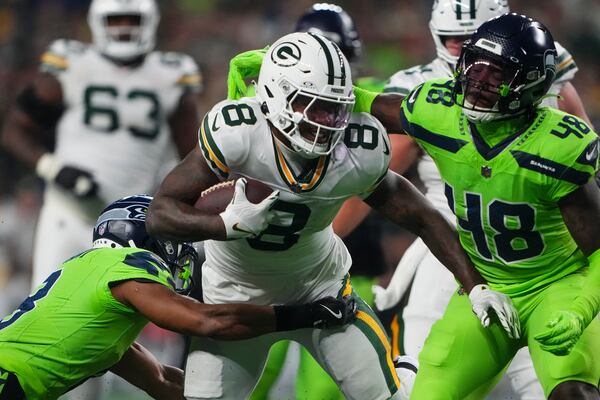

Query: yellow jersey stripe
left=200, top=119, right=229, bottom=175
left=41, top=53, right=68, bottom=69
left=357, top=310, right=401, bottom=389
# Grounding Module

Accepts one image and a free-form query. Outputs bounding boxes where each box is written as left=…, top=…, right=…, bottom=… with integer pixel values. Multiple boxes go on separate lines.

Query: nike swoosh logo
left=212, top=114, right=220, bottom=132
left=585, top=146, right=597, bottom=161
left=320, top=304, right=342, bottom=319
left=232, top=223, right=253, bottom=235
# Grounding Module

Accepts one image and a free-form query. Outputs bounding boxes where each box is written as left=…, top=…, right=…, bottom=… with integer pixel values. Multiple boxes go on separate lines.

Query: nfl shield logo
left=481, top=166, right=492, bottom=178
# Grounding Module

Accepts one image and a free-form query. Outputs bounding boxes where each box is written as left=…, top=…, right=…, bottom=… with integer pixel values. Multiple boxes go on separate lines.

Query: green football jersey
left=0, top=247, right=175, bottom=400
left=400, top=78, right=600, bottom=296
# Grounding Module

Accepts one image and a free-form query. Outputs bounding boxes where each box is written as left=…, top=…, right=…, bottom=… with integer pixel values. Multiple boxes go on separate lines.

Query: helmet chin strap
left=92, top=238, right=123, bottom=249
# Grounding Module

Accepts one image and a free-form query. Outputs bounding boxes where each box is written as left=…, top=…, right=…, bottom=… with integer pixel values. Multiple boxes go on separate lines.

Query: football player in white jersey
left=332, top=1, right=593, bottom=399
left=1, top=0, right=202, bottom=288
left=147, top=32, right=520, bottom=400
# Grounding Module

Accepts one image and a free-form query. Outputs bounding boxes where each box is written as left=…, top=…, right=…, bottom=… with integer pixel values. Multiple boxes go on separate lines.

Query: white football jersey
left=384, top=42, right=578, bottom=219
left=41, top=39, right=201, bottom=204
left=198, top=97, right=391, bottom=301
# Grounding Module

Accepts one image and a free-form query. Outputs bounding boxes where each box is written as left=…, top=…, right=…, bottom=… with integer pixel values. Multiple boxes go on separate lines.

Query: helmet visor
left=291, top=93, right=353, bottom=130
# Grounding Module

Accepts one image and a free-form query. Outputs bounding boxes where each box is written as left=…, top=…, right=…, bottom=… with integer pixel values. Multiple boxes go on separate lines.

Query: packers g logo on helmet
left=271, top=42, right=302, bottom=67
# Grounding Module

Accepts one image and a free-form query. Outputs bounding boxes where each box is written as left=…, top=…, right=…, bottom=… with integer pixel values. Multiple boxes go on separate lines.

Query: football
left=194, top=178, right=274, bottom=214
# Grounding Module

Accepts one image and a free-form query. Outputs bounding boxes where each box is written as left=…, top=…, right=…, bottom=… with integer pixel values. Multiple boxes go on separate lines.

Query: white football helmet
left=430, top=0, right=509, bottom=66
left=88, top=0, right=160, bottom=61
left=256, top=32, right=355, bottom=159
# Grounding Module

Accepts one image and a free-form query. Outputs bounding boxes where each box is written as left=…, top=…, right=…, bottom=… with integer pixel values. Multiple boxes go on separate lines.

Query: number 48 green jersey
left=0, top=247, right=175, bottom=400
left=400, top=78, right=600, bottom=296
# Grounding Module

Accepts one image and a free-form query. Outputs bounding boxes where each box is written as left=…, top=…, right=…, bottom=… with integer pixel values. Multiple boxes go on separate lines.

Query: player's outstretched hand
left=219, top=178, right=279, bottom=240
left=311, top=296, right=357, bottom=329
left=36, top=153, right=99, bottom=198
left=468, top=284, right=521, bottom=339
left=534, top=310, right=584, bottom=356
left=227, top=47, right=268, bottom=100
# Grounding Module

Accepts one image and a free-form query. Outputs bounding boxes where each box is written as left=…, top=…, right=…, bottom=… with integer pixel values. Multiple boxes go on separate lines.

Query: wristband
left=273, top=304, right=311, bottom=331
left=353, top=85, right=379, bottom=113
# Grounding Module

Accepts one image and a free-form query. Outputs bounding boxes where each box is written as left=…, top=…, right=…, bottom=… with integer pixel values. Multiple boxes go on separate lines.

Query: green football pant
left=411, top=270, right=600, bottom=399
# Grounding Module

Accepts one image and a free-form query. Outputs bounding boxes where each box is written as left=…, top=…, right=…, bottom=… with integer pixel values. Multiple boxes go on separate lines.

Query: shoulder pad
left=40, top=39, right=87, bottom=74
left=198, top=98, right=261, bottom=179
left=553, top=41, right=578, bottom=84
left=384, top=63, right=438, bottom=95
left=515, top=110, right=599, bottom=194
left=155, top=51, right=202, bottom=92
left=343, top=112, right=391, bottom=193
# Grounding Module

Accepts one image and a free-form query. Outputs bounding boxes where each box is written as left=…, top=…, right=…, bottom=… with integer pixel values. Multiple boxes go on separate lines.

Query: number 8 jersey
left=41, top=39, right=201, bottom=203
left=401, top=78, right=600, bottom=297
left=198, top=97, right=390, bottom=304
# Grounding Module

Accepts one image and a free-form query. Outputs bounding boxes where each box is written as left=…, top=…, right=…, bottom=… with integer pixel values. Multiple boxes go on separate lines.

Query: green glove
left=353, top=85, right=379, bottom=113
left=534, top=310, right=585, bottom=356
left=227, top=47, right=269, bottom=100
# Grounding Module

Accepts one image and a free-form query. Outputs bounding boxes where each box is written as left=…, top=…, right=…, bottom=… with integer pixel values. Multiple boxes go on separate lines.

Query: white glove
left=468, top=284, right=521, bottom=339
left=372, top=238, right=428, bottom=311
left=219, top=178, right=279, bottom=239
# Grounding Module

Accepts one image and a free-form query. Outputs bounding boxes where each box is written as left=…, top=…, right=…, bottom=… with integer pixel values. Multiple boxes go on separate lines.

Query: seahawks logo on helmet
left=271, top=42, right=302, bottom=67
left=125, top=205, right=148, bottom=220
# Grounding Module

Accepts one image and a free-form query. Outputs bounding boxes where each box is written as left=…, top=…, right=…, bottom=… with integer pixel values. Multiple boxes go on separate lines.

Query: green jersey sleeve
left=97, top=248, right=176, bottom=313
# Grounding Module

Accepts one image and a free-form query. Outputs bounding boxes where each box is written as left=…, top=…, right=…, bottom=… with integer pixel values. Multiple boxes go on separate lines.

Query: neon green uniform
left=0, top=247, right=174, bottom=400
left=400, top=78, right=600, bottom=399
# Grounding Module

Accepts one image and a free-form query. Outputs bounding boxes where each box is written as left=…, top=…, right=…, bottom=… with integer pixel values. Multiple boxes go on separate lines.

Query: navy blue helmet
left=453, top=13, right=557, bottom=123
left=295, top=3, right=361, bottom=63
left=93, top=195, right=199, bottom=294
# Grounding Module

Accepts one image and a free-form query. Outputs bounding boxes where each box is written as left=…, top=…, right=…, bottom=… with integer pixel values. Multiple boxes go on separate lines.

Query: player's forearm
left=415, top=207, right=485, bottom=292
left=367, top=172, right=485, bottom=292
left=146, top=195, right=226, bottom=241
left=110, top=342, right=185, bottom=400
left=186, top=304, right=277, bottom=340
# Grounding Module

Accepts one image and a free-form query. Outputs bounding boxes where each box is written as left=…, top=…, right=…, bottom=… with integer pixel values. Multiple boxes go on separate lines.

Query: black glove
left=54, top=165, right=98, bottom=198
left=274, top=296, right=357, bottom=331
left=310, top=296, right=357, bottom=328
left=36, top=153, right=98, bottom=198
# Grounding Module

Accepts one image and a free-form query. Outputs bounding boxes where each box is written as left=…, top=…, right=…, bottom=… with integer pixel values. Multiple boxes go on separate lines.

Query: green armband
left=570, top=248, right=600, bottom=326
left=353, top=85, right=379, bottom=113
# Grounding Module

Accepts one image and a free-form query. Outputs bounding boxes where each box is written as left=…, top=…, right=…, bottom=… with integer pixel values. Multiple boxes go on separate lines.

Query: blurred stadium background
left=0, top=0, right=599, bottom=398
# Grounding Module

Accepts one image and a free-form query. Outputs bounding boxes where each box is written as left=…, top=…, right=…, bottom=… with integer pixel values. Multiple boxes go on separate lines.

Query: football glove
left=534, top=310, right=585, bottom=356
left=36, top=153, right=98, bottom=198
left=219, top=178, right=279, bottom=239
left=310, top=296, right=357, bottom=329
left=468, top=284, right=521, bottom=339
left=227, top=47, right=268, bottom=100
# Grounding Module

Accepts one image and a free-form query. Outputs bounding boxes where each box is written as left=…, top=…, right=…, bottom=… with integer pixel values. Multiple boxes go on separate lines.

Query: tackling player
left=147, top=32, right=518, bottom=400
left=350, top=13, right=600, bottom=399
left=359, top=1, right=594, bottom=398
left=1, top=0, right=202, bottom=288
left=0, top=195, right=355, bottom=400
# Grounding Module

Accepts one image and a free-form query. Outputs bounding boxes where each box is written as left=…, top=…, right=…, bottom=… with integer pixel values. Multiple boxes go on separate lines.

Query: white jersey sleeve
left=40, top=39, right=88, bottom=77
left=384, top=58, right=452, bottom=95
left=198, top=99, right=254, bottom=180
left=160, top=51, right=203, bottom=94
